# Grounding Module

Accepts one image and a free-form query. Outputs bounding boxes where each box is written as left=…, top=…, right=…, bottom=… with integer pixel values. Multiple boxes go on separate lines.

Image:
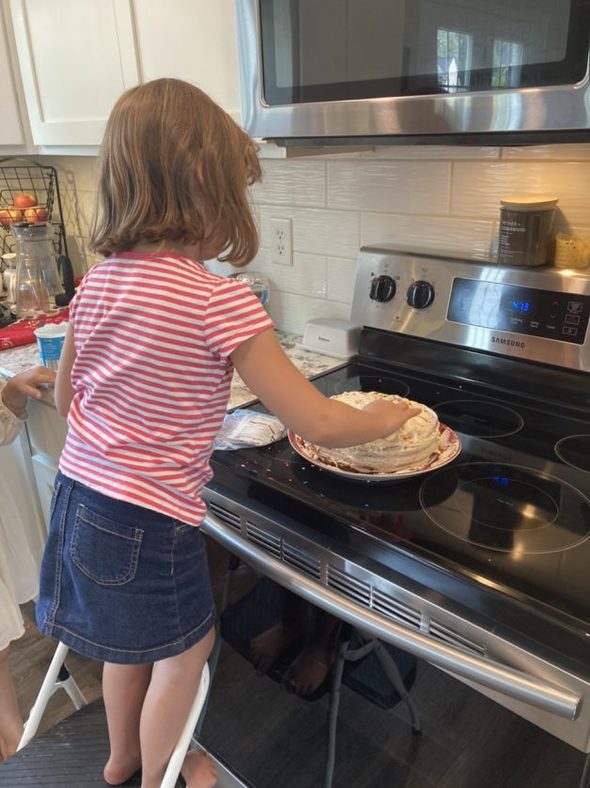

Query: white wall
left=42, top=143, right=590, bottom=334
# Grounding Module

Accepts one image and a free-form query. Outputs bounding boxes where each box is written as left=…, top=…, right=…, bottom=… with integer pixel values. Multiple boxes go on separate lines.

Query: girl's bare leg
left=139, top=626, right=216, bottom=788
left=0, top=646, right=23, bottom=761
left=103, top=661, right=152, bottom=785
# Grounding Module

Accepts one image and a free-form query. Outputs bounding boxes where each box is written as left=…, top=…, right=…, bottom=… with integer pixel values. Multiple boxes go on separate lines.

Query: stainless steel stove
left=202, top=247, right=590, bottom=782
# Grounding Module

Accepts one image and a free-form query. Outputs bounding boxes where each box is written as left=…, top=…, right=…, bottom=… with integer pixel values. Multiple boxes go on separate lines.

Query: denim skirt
left=37, top=471, right=216, bottom=664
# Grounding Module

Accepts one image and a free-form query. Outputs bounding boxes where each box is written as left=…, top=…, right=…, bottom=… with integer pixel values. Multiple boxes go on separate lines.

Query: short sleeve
left=67, top=273, right=88, bottom=326
left=204, top=278, right=274, bottom=359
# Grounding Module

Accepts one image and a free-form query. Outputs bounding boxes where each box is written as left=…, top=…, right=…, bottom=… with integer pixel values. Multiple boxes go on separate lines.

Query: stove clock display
left=448, top=278, right=590, bottom=345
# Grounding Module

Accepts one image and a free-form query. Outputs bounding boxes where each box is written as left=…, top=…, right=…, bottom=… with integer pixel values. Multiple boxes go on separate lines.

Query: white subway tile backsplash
left=267, top=291, right=351, bottom=334
left=327, top=257, right=358, bottom=303
left=501, top=144, right=590, bottom=160
left=251, top=160, right=326, bottom=207
left=362, top=146, right=500, bottom=160
left=257, top=206, right=360, bottom=259
left=360, top=213, right=494, bottom=260
left=451, top=161, right=590, bottom=226
left=44, top=142, right=590, bottom=334
left=327, top=160, right=451, bottom=215
left=243, top=251, right=328, bottom=299
left=47, top=156, right=99, bottom=193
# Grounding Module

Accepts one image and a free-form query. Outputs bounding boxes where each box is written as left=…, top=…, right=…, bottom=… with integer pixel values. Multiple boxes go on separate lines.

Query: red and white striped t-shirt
left=59, top=252, right=273, bottom=525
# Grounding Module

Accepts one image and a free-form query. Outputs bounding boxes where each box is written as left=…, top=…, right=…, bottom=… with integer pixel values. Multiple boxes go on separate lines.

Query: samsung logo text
left=491, top=336, right=525, bottom=349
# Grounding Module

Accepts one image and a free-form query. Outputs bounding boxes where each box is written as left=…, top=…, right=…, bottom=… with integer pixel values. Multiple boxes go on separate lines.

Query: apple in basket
left=13, top=192, right=38, bottom=210
left=24, top=206, right=49, bottom=223
left=0, top=207, right=23, bottom=228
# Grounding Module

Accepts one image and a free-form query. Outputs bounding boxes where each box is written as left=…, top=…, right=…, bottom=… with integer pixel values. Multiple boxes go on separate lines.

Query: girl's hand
left=362, top=398, right=421, bottom=437
left=1, top=366, right=56, bottom=417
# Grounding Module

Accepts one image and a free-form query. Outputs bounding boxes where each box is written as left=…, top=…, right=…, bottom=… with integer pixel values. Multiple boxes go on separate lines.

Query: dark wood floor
left=4, top=538, right=589, bottom=788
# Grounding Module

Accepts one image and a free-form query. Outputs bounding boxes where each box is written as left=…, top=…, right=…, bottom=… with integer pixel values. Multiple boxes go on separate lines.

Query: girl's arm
left=54, top=323, right=76, bottom=417
left=231, top=328, right=419, bottom=448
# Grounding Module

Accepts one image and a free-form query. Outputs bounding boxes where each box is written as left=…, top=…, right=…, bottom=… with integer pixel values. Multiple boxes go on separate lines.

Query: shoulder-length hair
left=89, top=78, right=261, bottom=266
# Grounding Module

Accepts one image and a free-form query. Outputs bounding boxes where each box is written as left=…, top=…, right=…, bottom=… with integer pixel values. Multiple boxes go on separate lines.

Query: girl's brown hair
left=89, top=78, right=261, bottom=266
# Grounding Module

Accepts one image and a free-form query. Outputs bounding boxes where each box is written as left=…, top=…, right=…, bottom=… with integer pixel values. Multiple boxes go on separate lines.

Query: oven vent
left=283, top=542, right=321, bottom=580
left=208, top=502, right=241, bottom=532
left=428, top=621, right=487, bottom=657
left=245, top=521, right=282, bottom=558
left=372, top=589, right=422, bottom=630
left=327, top=566, right=371, bottom=606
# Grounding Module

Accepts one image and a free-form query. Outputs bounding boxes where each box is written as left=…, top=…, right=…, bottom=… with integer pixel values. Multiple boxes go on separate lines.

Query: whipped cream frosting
left=301, top=391, right=440, bottom=473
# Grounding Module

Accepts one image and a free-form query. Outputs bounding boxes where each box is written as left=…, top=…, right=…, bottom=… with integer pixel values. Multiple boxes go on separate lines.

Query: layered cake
left=301, top=391, right=441, bottom=474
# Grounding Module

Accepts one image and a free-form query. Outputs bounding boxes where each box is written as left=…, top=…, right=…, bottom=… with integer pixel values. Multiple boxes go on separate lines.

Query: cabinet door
left=31, top=452, right=58, bottom=534
left=26, top=399, right=67, bottom=463
left=132, top=0, right=241, bottom=121
left=0, top=4, right=25, bottom=146
left=1, top=429, right=47, bottom=564
left=9, top=0, right=140, bottom=146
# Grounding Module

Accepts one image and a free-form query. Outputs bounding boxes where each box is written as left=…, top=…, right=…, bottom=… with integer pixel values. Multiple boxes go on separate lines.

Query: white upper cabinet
left=8, top=0, right=241, bottom=149
left=9, top=0, right=140, bottom=146
left=0, top=4, right=26, bottom=147
left=133, top=0, right=241, bottom=122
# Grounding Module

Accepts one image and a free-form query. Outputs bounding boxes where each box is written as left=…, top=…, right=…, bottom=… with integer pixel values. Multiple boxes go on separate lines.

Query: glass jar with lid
left=497, top=196, right=558, bottom=267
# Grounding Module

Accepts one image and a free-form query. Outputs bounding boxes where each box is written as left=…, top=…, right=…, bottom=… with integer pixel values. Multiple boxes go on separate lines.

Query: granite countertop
left=0, top=331, right=345, bottom=410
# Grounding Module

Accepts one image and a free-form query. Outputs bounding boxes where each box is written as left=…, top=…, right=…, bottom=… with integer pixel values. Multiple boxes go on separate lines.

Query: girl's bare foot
left=282, top=619, right=342, bottom=696
left=249, top=623, right=298, bottom=674
left=103, top=752, right=142, bottom=785
left=182, top=749, right=217, bottom=787
left=283, top=645, right=332, bottom=696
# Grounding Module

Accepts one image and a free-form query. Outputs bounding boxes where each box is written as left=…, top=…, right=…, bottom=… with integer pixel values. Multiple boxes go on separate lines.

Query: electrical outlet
left=270, top=218, right=293, bottom=266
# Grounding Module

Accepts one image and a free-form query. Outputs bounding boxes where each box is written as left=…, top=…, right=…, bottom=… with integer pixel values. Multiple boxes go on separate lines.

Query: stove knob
left=369, top=275, right=396, bottom=302
left=407, top=280, right=435, bottom=309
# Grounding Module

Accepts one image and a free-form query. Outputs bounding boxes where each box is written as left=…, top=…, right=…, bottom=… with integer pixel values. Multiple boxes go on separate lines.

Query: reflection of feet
left=250, top=623, right=298, bottom=674
left=182, top=749, right=217, bottom=787
left=103, top=752, right=141, bottom=785
left=283, top=643, right=336, bottom=696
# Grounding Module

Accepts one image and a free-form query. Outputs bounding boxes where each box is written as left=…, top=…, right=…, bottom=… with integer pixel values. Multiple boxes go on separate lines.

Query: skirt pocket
left=71, top=504, right=144, bottom=586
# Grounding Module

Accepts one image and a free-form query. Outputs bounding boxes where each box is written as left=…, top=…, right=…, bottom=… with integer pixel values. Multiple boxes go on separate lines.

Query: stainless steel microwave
left=235, top=0, right=590, bottom=145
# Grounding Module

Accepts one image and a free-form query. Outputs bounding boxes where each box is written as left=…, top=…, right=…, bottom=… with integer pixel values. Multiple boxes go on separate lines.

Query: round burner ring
left=419, top=462, right=590, bottom=554
left=555, top=434, right=590, bottom=473
left=435, top=399, right=524, bottom=439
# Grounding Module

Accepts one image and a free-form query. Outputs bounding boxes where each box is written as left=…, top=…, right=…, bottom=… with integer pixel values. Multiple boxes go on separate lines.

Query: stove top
left=211, top=355, right=590, bottom=636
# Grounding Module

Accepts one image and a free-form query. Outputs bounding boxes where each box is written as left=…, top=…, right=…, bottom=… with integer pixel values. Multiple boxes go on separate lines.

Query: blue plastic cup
left=34, top=322, right=68, bottom=370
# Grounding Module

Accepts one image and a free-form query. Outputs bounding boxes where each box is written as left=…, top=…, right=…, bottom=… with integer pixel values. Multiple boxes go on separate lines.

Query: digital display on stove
left=511, top=301, right=531, bottom=313
left=447, top=278, right=590, bottom=344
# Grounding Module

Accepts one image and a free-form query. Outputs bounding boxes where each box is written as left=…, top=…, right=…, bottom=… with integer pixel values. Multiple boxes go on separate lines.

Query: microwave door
left=238, top=0, right=590, bottom=142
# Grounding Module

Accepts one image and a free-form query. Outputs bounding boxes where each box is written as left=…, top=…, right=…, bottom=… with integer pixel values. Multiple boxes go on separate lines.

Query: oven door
left=237, top=0, right=590, bottom=142
left=201, top=506, right=590, bottom=755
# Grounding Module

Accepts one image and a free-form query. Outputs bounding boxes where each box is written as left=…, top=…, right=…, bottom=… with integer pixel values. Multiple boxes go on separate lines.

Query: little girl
left=36, top=78, right=418, bottom=788
left=0, top=365, right=56, bottom=759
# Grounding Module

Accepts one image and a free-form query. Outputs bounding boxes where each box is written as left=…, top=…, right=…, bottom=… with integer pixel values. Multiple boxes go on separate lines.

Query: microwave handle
left=202, top=513, right=581, bottom=721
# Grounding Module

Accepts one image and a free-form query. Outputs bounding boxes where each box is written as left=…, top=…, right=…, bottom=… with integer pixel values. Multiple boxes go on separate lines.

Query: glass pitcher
left=13, top=223, right=63, bottom=317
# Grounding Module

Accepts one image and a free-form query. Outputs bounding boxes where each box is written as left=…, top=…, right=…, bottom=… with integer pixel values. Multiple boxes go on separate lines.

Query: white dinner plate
left=288, top=424, right=461, bottom=482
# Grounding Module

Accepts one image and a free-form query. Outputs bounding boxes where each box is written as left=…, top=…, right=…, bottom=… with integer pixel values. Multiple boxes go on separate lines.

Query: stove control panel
left=448, top=278, right=590, bottom=345
left=351, top=246, right=590, bottom=371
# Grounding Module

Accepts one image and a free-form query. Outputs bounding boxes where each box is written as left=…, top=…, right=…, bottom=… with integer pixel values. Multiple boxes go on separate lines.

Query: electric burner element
left=420, top=463, right=590, bottom=554
left=555, top=435, right=590, bottom=473
left=334, top=374, right=410, bottom=398
left=434, top=400, right=524, bottom=438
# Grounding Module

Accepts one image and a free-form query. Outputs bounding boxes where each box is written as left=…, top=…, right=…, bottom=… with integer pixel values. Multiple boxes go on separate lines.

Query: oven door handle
left=202, top=513, right=581, bottom=721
